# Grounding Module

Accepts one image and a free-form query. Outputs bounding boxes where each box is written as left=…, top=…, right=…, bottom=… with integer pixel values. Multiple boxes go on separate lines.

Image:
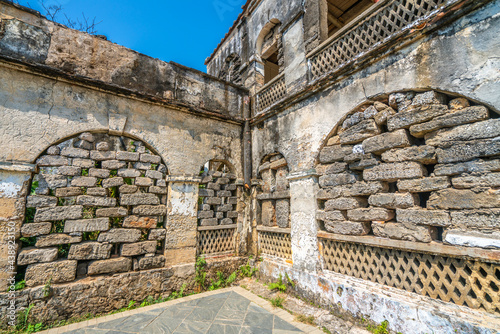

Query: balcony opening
left=325, top=0, right=378, bottom=38
left=263, top=48, right=280, bottom=84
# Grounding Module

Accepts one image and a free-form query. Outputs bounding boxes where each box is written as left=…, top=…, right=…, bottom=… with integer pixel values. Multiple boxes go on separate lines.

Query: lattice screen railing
left=256, top=74, right=286, bottom=113
left=197, top=228, right=236, bottom=255
left=309, top=0, right=447, bottom=80
left=258, top=230, right=292, bottom=260
left=320, top=238, right=500, bottom=315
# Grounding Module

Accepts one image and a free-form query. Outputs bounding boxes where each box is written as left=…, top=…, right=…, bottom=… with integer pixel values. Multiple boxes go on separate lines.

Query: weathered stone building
left=0, top=0, right=499, bottom=332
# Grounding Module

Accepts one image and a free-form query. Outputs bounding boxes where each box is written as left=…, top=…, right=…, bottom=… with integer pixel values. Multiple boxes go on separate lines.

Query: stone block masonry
left=16, top=133, right=169, bottom=287
left=317, top=91, right=500, bottom=246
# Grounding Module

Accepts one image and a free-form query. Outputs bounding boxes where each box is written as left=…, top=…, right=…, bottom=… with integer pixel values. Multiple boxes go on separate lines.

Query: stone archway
left=19, top=132, right=169, bottom=287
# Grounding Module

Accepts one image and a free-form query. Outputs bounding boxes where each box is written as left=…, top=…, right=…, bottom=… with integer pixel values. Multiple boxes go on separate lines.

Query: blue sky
left=16, top=0, right=246, bottom=72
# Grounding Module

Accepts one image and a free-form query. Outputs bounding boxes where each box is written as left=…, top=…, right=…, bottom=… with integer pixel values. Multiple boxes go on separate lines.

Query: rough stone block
left=449, top=98, right=470, bottom=110
left=364, top=162, right=426, bottom=182
left=140, top=154, right=161, bottom=164
left=204, top=197, right=221, bottom=205
left=135, top=177, right=153, bottom=187
left=373, top=105, right=396, bottom=125
left=58, top=166, right=82, bottom=176
left=368, top=193, right=419, bottom=209
left=74, top=140, right=93, bottom=150
left=149, top=186, right=167, bottom=194
left=434, top=159, right=500, bottom=176
left=89, top=168, right=110, bottom=178
left=102, top=160, right=127, bottom=170
left=68, top=242, right=113, bottom=260
left=116, top=151, right=140, bottom=161
left=207, top=182, right=221, bottom=191
left=362, top=129, right=411, bottom=154
left=348, top=158, right=380, bottom=171
left=120, top=193, right=159, bottom=206
left=76, top=195, right=116, bottom=207
left=21, top=222, right=52, bottom=237
left=347, top=208, right=394, bottom=222
left=119, top=184, right=138, bottom=194
left=226, top=211, right=238, bottom=218
left=389, top=92, right=415, bottom=111
left=387, top=104, right=448, bottom=131
left=55, top=187, right=83, bottom=197
left=96, top=207, right=128, bottom=217
left=64, top=218, right=110, bottom=233
left=217, top=204, right=233, bottom=212
left=97, top=228, right=141, bottom=243
left=134, top=162, right=152, bottom=170
left=198, top=210, right=214, bottom=219
left=396, top=209, right=450, bottom=226
left=319, top=173, right=359, bottom=188
left=87, top=187, right=108, bottom=196
left=372, top=221, right=437, bottom=243
left=17, top=247, right=58, bottom=265
left=443, top=230, right=500, bottom=249
left=217, top=190, right=232, bottom=197
left=220, top=218, right=234, bottom=225
left=340, top=119, right=381, bottom=144
left=79, top=132, right=95, bottom=142
left=26, top=195, right=57, bottom=208
left=317, top=210, right=346, bottom=221
left=71, top=176, right=97, bottom=187
left=117, top=169, right=141, bottom=178
left=381, top=146, right=437, bottom=164
left=132, top=205, right=167, bottom=216
left=47, top=146, right=60, bottom=155
left=200, top=218, right=218, bottom=226
left=325, top=197, right=367, bottom=211
left=327, top=135, right=340, bottom=146
left=41, top=174, right=68, bottom=189
left=137, top=255, right=165, bottom=270
left=25, top=260, right=77, bottom=286
left=397, top=176, right=450, bottom=193
left=324, top=221, right=371, bottom=235
left=148, top=229, right=166, bottom=240
left=426, top=119, right=500, bottom=147
left=316, top=162, right=348, bottom=175
left=120, top=241, right=157, bottom=256
left=411, top=91, right=447, bottom=107
left=338, top=181, right=389, bottom=197
left=87, top=257, right=132, bottom=275
left=34, top=205, right=83, bottom=222
left=61, top=147, right=89, bottom=158
left=199, top=189, right=215, bottom=197
left=450, top=209, right=500, bottom=229
left=90, top=151, right=116, bottom=161
left=261, top=201, right=275, bottom=227
left=224, top=184, right=237, bottom=191
left=344, top=152, right=375, bottom=163
left=123, top=216, right=157, bottom=229
left=428, top=189, right=500, bottom=209
left=216, top=212, right=224, bottom=219
left=319, top=145, right=354, bottom=163
left=96, top=142, right=109, bottom=151
left=275, top=199, right=289, bottom=228
left=102, top=177, right=124, bottom=188
left=36, top=233, right=82, bottom=247
left=437, top=140, right=500, bottom=164
left=409, top=106, right=489, bottom=137
left=452, top=173, right=500, bottom=189
left=145, top=170, right=163, bottom=180
left=227, top=197, right=238, bottom=205
left=72, top=158, right=95, bottom=168
left=37, top=155, right=69, bottom=166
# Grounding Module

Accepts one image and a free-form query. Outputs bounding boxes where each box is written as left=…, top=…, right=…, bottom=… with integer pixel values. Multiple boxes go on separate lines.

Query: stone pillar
left=287, top=170, right=320, bottom=272
left=0, top=163, right=33, bottom=291
left=164, top=175, right=201, bottom=266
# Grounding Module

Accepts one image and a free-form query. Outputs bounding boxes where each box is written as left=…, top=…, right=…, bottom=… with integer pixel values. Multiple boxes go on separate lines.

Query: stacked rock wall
left=316, top=91, right=500, bottom=248
left=19, top=132, right=168, bottom=287
left=197, top=162, right=239, bottom=227
left=257, top=153, right=290, bottom=228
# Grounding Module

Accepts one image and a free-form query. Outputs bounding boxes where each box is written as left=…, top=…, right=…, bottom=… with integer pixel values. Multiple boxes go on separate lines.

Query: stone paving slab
left=40, top=287, right=322, bottom=334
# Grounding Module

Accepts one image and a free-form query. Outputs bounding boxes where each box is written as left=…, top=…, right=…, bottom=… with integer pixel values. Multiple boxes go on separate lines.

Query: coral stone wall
left=19, top=133, right=168, bottom=287
left=316, top=91, right=500, bottom=247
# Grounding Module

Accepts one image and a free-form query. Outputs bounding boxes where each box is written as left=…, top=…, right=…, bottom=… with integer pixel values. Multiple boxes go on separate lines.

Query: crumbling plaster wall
left=251, top=0, right=500, bottom=270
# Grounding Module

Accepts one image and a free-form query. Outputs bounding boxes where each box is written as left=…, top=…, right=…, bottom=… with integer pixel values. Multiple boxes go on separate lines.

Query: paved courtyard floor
left=42, top=287, right=321, bottom=334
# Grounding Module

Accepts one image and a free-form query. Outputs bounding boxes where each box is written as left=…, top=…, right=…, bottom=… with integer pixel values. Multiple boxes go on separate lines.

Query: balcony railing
left=308, top=0, right=448, bottom=81
left=255, top=73, right=286, bottom=114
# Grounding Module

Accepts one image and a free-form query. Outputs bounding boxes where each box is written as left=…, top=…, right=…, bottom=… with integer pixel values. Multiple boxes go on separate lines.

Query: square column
left=287, top=170, right=320, bottom=272
left=164, top=175, right=202, bottom=266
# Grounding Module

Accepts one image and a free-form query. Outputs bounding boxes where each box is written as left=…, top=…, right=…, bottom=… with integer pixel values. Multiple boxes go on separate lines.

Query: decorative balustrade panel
left=198, top=227, right=236, bottom=255
left=320, top=238, right=500, bottom=315
left=258, top=230, right=292, bottom=260
left=309, top=0, right=447, bottom=80
left=256, top=75, right=287, bottom=113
